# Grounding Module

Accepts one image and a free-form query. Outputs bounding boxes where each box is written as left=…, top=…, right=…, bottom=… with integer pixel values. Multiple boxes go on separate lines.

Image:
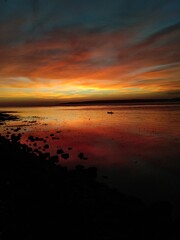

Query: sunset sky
left=0, top=0, right=180, bottom=106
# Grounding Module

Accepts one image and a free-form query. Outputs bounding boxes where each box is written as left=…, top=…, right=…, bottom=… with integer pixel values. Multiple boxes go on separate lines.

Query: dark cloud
left=1, top=0, right=180, bottom=45
left=32, top=0, right=39, bottom=15
left=136, top=22, right=180, bottom=48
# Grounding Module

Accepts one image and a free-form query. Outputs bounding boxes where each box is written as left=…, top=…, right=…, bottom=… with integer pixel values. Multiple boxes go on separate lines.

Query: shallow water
left=1, top=104, right=180, bottom=210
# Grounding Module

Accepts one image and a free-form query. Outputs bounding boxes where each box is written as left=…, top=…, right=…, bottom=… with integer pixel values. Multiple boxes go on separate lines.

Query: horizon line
left=0, top=98, right=180, bottom=108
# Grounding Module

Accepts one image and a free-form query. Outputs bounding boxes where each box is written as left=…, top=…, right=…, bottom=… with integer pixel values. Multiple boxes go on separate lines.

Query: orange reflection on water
left=1, top=105, right=180, bottom=205
left=1, top=105, right=179, bottom=168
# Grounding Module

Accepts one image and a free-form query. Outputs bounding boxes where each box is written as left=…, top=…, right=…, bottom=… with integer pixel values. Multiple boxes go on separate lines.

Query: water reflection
left=0, top=105, right=180, bottom=207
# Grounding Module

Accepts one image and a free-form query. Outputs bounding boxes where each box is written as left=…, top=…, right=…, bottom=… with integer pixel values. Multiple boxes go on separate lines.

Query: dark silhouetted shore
left=0, top=134, right=180, bottom=240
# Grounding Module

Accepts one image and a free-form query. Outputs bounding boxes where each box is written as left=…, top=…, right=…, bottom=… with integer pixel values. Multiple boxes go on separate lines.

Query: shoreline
left=0, top=112, right=180, bottom=239
left=0, top=98, right=180, bottom=108
left=0, top=132, right=180, bottom=239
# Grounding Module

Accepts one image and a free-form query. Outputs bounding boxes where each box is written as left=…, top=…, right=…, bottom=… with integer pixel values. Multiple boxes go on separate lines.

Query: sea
left=0, top=104, right=180, bottom=214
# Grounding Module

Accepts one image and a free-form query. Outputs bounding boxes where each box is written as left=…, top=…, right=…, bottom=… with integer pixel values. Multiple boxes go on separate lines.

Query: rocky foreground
left=0, top=133, right=179, bottom=240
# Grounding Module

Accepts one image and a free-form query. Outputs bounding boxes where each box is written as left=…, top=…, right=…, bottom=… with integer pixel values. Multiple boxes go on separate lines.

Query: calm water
left=1, top=104, right=180, bottom=211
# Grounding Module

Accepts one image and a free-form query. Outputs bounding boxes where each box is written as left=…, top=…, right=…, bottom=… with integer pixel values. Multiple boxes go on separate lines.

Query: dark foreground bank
left=0, top=134, right=180, bottom=240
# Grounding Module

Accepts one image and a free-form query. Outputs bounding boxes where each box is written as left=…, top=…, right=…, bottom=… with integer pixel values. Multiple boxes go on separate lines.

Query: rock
left=57, top=149, right=64, bottom=154
left=44, top=144, right=49, bottom=149
left=61, top=153, right=69, bottom=160
left=78, top=152, right=84, bottom=160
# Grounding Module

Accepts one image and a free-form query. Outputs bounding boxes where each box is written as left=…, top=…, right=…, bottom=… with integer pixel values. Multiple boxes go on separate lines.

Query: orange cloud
left=0, top=24, right=180, bottom=103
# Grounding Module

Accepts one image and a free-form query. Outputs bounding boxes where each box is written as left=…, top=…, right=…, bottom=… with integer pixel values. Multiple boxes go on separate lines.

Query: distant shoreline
left=0, top=98, right=180, bottom=108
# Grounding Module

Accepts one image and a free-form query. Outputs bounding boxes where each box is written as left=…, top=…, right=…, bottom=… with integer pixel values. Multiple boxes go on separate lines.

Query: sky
left=0, top=0, right=180, bottom=106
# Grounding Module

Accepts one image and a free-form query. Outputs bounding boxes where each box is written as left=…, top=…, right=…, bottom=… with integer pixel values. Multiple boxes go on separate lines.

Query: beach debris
left=107, top=111, right=114, bottom=114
